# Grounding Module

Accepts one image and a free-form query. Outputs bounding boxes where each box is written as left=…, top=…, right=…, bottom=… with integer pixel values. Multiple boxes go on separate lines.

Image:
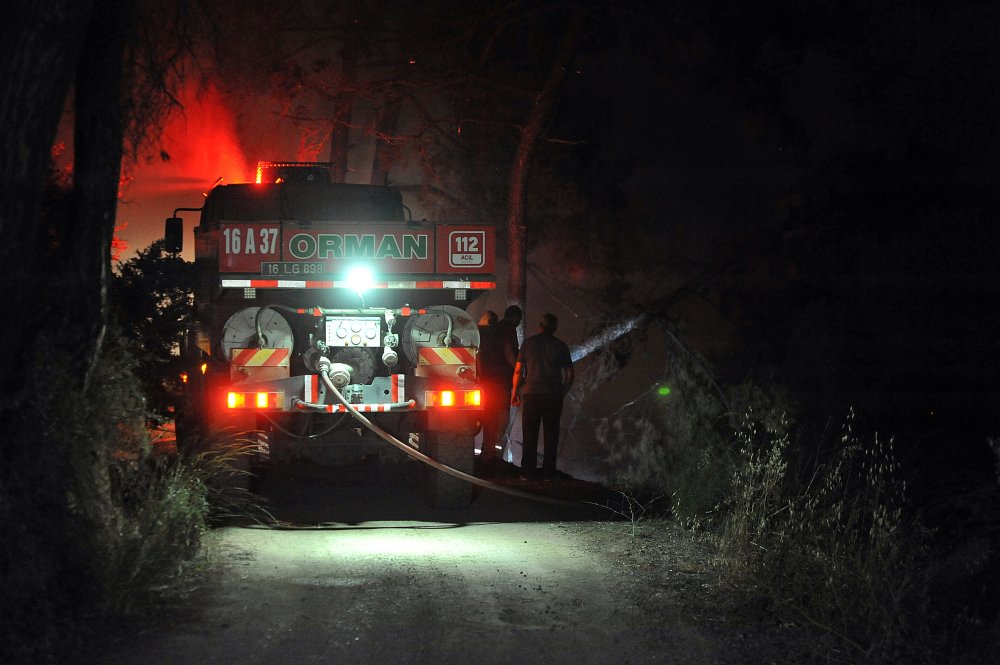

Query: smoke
left=117, top=79, right=248, bottom=257
left=135, top=79, right=249, bottom=193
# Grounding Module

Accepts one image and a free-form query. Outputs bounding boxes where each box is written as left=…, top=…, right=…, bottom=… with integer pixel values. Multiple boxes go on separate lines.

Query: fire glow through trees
left=116, top=79, right=248, bottom=256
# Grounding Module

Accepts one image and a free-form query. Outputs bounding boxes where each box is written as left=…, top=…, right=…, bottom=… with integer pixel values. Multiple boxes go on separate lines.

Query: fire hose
left=310, top=365, right=579, bottom=507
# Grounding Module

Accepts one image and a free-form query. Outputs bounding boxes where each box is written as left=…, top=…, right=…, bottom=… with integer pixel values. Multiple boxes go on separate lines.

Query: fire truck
left=165, top=162, right=495, bottom=507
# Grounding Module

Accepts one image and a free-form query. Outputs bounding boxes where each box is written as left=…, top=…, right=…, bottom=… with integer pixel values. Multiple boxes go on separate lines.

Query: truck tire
left=423, top=431, right=475, bottom=509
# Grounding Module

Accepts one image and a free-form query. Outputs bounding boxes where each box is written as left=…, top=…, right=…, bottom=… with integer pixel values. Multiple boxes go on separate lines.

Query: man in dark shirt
left=479, top=305, right=521, bottom=462
left=511, top=313, right=574, bottom=479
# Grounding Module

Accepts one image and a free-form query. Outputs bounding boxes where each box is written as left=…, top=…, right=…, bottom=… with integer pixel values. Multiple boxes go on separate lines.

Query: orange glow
left=114, top=76, right=249, bottom=256
left=200, top=362, right=208, bottom=375
left=225, top=391, right=283, bottom=410
left=426, top=389, right=482, bottom=409
left=111, top=222, right=128, bottom=261
left=179, top=371, right=188, bottom=384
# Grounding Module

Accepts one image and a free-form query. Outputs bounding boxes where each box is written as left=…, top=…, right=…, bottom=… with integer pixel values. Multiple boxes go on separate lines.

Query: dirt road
left=93, top=461, right=727, bottom=664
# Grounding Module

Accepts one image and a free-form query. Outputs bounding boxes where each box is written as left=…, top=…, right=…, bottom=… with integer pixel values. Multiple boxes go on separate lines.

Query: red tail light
left=227, top=391, right=284, bottom=409
left=425, top=389, right=482, bottom=409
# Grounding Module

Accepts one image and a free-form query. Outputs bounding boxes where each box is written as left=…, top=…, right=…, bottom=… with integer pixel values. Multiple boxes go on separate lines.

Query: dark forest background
left=2, top=1, right=1000, bottom=663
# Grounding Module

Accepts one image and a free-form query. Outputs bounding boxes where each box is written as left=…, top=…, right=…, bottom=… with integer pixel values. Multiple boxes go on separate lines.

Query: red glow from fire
left=111, top=222, right=128, bottom=261
left=116, top=79, right=249, bottom=257
left=138, top=80, right=248, bottom=192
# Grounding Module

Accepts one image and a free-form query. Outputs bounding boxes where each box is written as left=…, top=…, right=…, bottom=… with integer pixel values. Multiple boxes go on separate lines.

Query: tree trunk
left=0, top=1, right=94, bottom=409
left=370, top=90, right=402, bottom=186
left=70, top=0, right=134, bottom=392
left=505, top=9, right=583, bottom=319
left=329, top=44, right=357, bottom=183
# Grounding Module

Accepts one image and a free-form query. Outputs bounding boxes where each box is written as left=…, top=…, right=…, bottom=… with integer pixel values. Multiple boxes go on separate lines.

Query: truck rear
left=166, top=162, right=495, bottom=507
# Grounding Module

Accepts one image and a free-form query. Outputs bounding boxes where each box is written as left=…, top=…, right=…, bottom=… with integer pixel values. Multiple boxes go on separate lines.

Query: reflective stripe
left=221, top=279, right=496, bottom=290
left=417, top=347, right=477, bottom=366
left=391, top=374, right=404, bottom=402
left=296, top=401, right=415, bottom=413
left=232, top=348, right=290, bottom=367
left=303, top=374, right=319, bottom=402
left=326, top=404, right=389, bottom=413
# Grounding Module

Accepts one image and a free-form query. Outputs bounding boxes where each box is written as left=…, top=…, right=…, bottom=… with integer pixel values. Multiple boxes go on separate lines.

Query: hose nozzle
left=382, top=346, right=399, bottom=367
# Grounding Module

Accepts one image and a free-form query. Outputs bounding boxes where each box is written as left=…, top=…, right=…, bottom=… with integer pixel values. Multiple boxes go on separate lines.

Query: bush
left=719, top=407, right=933, bottom=663
left=593, top=328, right=796, bottom=527
left=0, top=329, right=224, bottom=663
left=596, top=340, right=732, bottom=524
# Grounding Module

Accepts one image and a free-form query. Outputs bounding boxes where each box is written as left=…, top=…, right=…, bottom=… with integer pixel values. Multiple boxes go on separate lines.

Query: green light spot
left=657, top=386, right=672, bottom=396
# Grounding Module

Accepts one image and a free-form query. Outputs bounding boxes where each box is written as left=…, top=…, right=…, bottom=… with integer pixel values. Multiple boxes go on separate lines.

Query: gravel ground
left=86, top=460, right=824, bottom=665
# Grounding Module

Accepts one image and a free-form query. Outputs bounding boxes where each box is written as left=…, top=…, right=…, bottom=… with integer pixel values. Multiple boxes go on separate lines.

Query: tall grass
left=720, top=408, right=932, bottom=663
left=553, top=322, right=997, bottom=661
left=0, top=330, right=245, bottom=663
left=594, top=338, right=795, bottom=528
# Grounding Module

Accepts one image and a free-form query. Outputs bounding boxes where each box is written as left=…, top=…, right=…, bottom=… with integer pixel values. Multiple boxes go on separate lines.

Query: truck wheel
left=423, top=431, right=475, bottom=509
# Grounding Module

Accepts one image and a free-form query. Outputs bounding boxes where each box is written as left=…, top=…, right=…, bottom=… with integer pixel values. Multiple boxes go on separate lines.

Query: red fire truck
left=165, top=162, right=495, bottom=507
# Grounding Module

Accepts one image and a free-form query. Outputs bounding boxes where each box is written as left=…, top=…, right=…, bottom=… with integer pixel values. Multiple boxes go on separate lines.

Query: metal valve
left=382, top=346, right=399, bottom=367
left=326, top=362, right=353, bottom=388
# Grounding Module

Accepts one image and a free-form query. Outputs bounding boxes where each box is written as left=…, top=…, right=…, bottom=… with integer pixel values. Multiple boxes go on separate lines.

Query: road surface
left=92, top=461, right=725, bottom=664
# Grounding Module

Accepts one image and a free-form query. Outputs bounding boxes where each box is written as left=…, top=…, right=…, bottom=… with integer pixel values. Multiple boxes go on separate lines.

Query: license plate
left=261, top=262, right=326, bottom=276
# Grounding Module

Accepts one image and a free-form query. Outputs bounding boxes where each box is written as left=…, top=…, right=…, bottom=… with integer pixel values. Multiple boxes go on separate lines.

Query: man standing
left=511, top=313, right=574, bottom=479
left=479, top=305, right=521, bottom=463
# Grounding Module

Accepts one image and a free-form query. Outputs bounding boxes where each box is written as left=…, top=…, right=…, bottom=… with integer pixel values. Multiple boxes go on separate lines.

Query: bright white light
left=331, top=533, right=486, bottom=557
left=345, top=265, right=374, bottom=292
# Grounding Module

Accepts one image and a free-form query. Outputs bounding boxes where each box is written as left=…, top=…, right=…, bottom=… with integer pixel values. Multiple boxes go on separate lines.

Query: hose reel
left=401, top=305, right=480, bottom=379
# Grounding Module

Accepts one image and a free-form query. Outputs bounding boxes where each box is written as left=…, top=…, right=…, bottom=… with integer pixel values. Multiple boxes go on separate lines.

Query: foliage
left=111, top=240, right=195, bottom=418
left=0, top=328, right=250, bottom=663
left=593, top=326, right=733, bottom=525
left=586, top=314, right=997, bottom=662
left=718, top=407, right=935, bottom=663
left=586, top=308, right=800, bottom=524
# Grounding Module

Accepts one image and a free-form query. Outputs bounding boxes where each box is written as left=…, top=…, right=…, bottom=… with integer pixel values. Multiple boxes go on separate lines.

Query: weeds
left=719, top=407, right=932, bottom=663
left=595, top=490, right=666, bottom=538
left=0, top=329, right=257, bottom=663
left=597, top=344, right=732, bottom=525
